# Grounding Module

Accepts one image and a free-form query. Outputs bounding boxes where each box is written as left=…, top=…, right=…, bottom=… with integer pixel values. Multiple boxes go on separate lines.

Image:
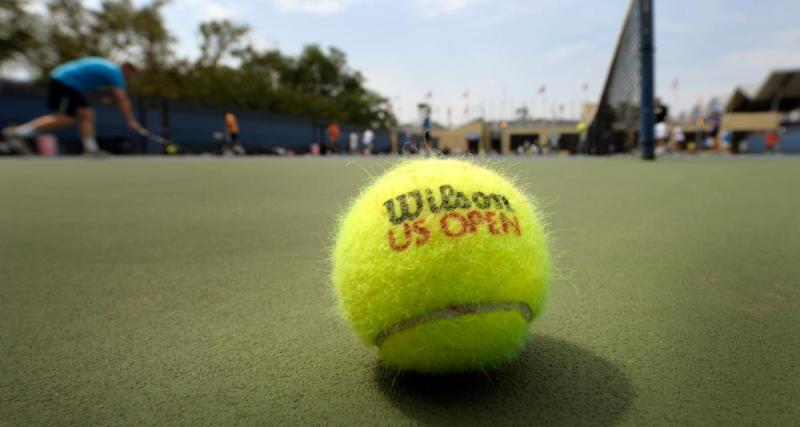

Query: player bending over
left=2, top=57, right=143, bottom=155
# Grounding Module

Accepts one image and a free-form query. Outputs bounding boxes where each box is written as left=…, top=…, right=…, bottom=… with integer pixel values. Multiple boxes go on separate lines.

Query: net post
left=639, top=0, right=656, bottom=160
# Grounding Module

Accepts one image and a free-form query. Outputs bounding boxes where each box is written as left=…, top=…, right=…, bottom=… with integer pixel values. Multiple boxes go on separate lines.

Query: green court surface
left=1, top=156, right=798, bottom=425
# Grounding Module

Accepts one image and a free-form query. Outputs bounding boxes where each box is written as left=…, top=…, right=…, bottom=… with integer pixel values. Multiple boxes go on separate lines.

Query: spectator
left=422, top=108, right=432, bottom=152
left=548, top=132, right=560, bottom=155
left=362, top=128, right=375, bottom=155
left=672, top=125, right=686, bottom=152
left=766, top=131, right=780, bottom=153
left=327, top=121, right=341, bottom=154
left=654, top=97, right=669, bottom=123
left=654, top=97, right=670, bottom=155
left=655, top=122, right=669, bottom=155
left=349, top=131, right=359, bottom=154
left=406, top=139, right=418, bottom=155
left=718, top=130, right=732, bottom=152
left=708, top=109, right=722, bottom=150
left=422, top=108, right=432, bottom=132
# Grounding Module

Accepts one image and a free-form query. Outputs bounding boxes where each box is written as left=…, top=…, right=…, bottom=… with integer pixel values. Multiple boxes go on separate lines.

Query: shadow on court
left=375, top=335, right=634, bottom=426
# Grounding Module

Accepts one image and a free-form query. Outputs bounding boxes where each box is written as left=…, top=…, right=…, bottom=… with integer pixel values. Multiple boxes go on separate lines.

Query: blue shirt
left=51, top=57, right=126, bottom=93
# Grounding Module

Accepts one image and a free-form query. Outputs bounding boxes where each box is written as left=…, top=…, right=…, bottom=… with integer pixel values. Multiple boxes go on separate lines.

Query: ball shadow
left=374, top=335, right=634, bottom=426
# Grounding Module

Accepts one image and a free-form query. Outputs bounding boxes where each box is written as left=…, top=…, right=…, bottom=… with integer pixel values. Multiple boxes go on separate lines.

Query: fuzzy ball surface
left=332, top=158, right=550, bottom=373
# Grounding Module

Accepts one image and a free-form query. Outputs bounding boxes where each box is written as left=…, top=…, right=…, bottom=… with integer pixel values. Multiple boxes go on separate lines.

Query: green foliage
left=198, top=20, right=248, bottom=68
left=0, top=0, right=395, bottom=128
left=0, top=0, right=42, bottom=63
left=14, top=0, right=173, bottom=77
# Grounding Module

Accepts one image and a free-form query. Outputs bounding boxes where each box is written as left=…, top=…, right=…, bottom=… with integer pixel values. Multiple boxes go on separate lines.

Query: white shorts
left=655, top=122, right=669, bottom=140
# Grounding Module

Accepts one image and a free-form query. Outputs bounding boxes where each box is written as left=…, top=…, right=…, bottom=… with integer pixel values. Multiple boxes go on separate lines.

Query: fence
left=0, top=80, right=390, bottom=155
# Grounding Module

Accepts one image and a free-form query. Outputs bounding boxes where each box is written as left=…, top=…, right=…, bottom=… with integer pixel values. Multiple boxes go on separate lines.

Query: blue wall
left=781, top=128, right=800, bottom=153
left=744, top=133, right=766, bottom=153
left=743, top=128, right=800, bottom=154
left=0, top=81, right=390, bottom=154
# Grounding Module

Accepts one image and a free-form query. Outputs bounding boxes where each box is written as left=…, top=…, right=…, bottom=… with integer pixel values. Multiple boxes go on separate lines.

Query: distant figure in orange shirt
left=765, top=131, right=780, bottom=153
left=223, top=111, right=245, bottom=155
left=327, top=121, right=341, bottom=154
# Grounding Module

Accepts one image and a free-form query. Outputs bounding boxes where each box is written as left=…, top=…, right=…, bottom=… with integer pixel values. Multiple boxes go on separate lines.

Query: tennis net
left=587, top=0, right=654, bottom=157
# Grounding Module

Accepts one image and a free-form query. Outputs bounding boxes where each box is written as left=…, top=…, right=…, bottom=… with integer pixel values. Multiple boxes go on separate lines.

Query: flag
left=581, top=83, right=588, bottom=92
left=462, top=90, right=469, bottom=98
left=425, top=91, right=433, bottom=99
left=672, top=79, right=679, bottom=90
left=538, top=85, right=546, bottom=95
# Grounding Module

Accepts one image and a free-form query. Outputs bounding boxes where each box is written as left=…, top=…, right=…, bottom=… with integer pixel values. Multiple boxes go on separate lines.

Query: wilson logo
left=383, top=185, right=522, bottom=252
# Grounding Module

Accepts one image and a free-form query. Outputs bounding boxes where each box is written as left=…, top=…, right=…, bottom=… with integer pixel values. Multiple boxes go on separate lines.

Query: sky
left=23, top=0, right=800, bottom=124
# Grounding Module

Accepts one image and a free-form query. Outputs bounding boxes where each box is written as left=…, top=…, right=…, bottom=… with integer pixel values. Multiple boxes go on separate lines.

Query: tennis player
left=223, top=111, right=245, bottom=155
left=2, top=57, right=143, bottom=155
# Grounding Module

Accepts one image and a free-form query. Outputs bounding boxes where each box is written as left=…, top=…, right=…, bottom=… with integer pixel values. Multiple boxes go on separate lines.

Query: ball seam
left=374, top=301, right=533, bottom=347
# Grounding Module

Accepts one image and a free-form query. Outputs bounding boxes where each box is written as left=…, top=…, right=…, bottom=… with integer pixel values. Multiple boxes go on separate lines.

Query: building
left=392, top=117, right=584, bottom=155
left=719, top=69, right=800, bottom=153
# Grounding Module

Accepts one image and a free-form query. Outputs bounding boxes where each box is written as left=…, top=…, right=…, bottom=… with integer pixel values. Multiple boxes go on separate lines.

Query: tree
left=0, top=0, right=396, bottom=128
left=0, top=0, right=41, bottom=64
left=93, top=0, right=173, bottom=70
left=133, top=0, right=173, bottom=70
left=197, top=20, right=248, bottom=68
left=10, top=0, right=172, bottom=78
left=40, top=0, right=99, bottom=74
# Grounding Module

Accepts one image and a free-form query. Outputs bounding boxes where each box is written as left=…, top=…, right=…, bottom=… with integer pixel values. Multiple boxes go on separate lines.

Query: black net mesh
left=587, top=0, right=643, bottom=154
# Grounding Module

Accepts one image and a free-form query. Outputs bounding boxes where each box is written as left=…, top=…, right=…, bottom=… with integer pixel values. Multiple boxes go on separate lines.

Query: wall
left=430, top=121, right=487, bottom=154
left=0, top=81, right=390, bottom=154
left=720, top=112, right=781, bottom=131
left=502, top=126, right=580, bottom=154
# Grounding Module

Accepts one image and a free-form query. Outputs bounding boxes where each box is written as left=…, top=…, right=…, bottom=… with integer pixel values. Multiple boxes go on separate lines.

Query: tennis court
left=1, top=156, right=797, bottom=425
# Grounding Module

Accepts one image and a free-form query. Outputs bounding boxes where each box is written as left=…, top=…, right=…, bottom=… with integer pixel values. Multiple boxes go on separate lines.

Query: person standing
left=654, top=97, right=669, bottom=124
left=327, top=121, right=341, bottom=154
left=362, top=128, right=375, bottom=155
left=421, top=108, right=432, bottom=153
left=766, top=130, right=780, bottom=153
left=2, top=57, right=142, bottom=155
left=672, top=125, right=686, bottom=152
left=348, top=131, right=359, bottom=155
left=654, top=97, right=670, bottom=155
left=707, top=109, right=721, bottom=151
left=223, top=111, right=245, bottom=155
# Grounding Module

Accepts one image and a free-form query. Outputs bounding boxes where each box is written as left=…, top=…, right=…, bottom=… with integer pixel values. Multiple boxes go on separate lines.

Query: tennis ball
left=332, top=158, right=549, bottom=373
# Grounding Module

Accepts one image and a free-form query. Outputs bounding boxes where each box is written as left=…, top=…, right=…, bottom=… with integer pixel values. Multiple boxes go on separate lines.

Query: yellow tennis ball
left=332, top=158, right=550, bottom=373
